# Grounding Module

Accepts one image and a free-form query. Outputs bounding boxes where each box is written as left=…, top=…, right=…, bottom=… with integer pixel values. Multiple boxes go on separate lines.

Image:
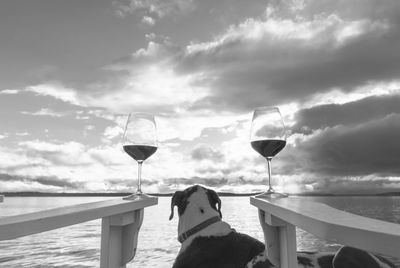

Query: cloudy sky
left=1, top=0, right=400, bottom=194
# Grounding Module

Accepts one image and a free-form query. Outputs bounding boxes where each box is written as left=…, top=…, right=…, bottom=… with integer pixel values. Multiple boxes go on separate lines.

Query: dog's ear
left=206, top=189, right=222, bottom=218
left=169, top=190, right=184, bottom=220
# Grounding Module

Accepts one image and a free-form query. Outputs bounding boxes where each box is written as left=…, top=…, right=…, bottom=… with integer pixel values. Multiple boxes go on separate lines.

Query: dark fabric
left=297, top=255, right=315, bottom=267
left=297, top=251, right=334, bottom=268
left=375, top=255, right=398, bottom=268
left=333, top=246, right=395, bottom=268
left=172, top=232, right=273, bottom=268
left=317, top=255, right=334, bottom=268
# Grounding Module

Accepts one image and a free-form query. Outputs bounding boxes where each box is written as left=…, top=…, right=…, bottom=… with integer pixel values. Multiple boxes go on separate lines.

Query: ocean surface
left=1, top=196, right=399, bottom=267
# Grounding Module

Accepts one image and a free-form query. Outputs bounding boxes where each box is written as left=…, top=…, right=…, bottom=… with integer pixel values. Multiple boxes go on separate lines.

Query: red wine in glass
left=122, top=113, right=158, bottom=200
left=250, top=107, right=287, bottom=198
left=123, top=145, right=157, bottom=162
left=251, top=140, right=286, bottom=158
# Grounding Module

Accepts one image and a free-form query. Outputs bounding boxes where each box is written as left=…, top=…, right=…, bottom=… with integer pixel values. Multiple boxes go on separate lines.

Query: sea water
left=1, top=196, right=399, bottom=268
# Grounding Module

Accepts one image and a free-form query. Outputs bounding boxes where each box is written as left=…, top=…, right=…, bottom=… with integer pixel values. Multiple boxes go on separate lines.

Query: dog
left=169, top=185, right=396, bottom=268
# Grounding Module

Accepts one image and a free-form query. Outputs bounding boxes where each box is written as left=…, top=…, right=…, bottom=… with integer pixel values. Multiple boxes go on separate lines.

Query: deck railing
left=0, top=197, right=158, bottom=268
left=1, top=195, right=399, bottom=268
left=250, top=196, right=400, bottom=268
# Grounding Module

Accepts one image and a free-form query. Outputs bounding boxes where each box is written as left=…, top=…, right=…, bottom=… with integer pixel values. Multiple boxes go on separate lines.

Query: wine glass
left=122, top=112, right=158, bottom=200
left=250, top=107, right=287, bottom=198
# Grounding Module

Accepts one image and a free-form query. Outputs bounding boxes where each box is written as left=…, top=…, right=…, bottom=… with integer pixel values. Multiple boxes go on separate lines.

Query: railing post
left=100, top=209, right=144, bottom=268
left=258, top=209, right=297, bottom=268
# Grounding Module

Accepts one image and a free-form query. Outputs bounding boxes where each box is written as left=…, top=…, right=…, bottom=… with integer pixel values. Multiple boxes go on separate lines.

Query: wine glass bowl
left=122, top=113, right=158, bottom=200
left=250, top=107, right=287, bottom=198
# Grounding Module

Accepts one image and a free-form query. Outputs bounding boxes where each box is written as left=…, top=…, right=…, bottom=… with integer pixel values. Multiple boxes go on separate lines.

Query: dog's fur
left=170, top=185, right=273, bottom=268
left=170, top=185, right=396, bottom=268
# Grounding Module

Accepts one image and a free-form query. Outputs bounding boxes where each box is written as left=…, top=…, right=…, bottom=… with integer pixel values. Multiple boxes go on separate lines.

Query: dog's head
left=169, top=185, right=222, bottom=221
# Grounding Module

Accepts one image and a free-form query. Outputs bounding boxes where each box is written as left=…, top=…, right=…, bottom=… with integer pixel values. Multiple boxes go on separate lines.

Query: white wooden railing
left=2, top=195, right=399, bottom=268
left=250, top=196, right=400, bottom=268
left=0, top=196, right=158, bottom=268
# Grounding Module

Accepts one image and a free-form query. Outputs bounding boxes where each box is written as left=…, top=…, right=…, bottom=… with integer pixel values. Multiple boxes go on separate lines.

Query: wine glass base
left=123, top=193, right=152, bottom=200
left=255, top=192, right=288, bottom=199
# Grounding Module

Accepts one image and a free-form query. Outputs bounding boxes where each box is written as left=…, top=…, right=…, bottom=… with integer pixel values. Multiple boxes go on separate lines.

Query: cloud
left=113, top=0, right=196, bottom=25
left=0, top=89, right=20, bottom=94
left=0, top=173, right=83, bottom=190
left=285, top=0, right=400, bottom=23
left=26, top=84, right=82, bottom=106
left=100, top=0, right=400, bottom=116
left=293, top=94, right=400, bottom=133
left=191, top=143, right=225, bottom=161
left=0, top=141, right=133, bottom=191
left=106, top=34, right=181, bottom=71
left=308, top=175, right=400, bottom=194
left=142, top=15, right=155, bottom=26
left=179, top=13, right=396, bottom=111
left=103, top=125, right=124, bottom=140
left=21, top=108, right=67, bottom=118
left=2, top=108, right=399, bottom=194
left=7, top=0, right=399, bottom=118
left=20, top=0, right=399, bottom=144
left=16, top=132, right=30, bottom=136
left=163, top=177, right=229, bottom=187
left=19, top=140, right=92, bottom=166
left=2, top=0, right=400, bottom=195
left=285, top=113, right=400, bottom=177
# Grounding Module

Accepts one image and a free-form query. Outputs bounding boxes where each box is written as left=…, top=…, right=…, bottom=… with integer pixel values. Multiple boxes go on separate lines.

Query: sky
left=1, top=0, right=400, bottom=194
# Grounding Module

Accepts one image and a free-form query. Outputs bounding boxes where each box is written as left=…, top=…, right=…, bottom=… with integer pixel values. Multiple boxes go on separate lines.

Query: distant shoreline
left=1, top=192, right=400, bottom=197
left=0, top=192, right=256, bottom=197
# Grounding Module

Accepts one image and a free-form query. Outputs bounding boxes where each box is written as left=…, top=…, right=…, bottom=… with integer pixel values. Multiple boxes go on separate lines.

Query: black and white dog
left=170, top=185, right=396, bottom=268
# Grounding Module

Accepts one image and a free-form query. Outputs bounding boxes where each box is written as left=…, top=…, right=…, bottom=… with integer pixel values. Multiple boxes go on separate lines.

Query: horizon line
left=1, top=191, right=400, bottom=197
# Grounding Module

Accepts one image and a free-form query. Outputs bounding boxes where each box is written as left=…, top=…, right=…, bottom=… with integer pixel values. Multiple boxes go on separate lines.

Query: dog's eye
left=200, top=208, right=204, bottom=213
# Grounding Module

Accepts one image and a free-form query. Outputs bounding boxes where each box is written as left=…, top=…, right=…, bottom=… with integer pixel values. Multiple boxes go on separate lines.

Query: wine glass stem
left=267, top=157, right=273, bottom=193
left=136, top=161, right=143, bottom=195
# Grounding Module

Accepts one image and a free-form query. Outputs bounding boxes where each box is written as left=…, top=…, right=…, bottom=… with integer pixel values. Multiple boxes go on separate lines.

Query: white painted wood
left=100, top=209, right=144, bottom=268
left=122, top=209, right=144, bottom=264
left=101, top=216, right=125, bottom=268
left=278, top=222, right=297, bottom=268
left=109, top=211, right=136, bottom=226
left=259, top=210, right=297, bottom=268
left=258, top=209, right=281, bottom=267
left=0, top=197, right=157, bottom=241
left=251, top=197, right=400, bottom=257
left=264, top=212, right=288, bottom=227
